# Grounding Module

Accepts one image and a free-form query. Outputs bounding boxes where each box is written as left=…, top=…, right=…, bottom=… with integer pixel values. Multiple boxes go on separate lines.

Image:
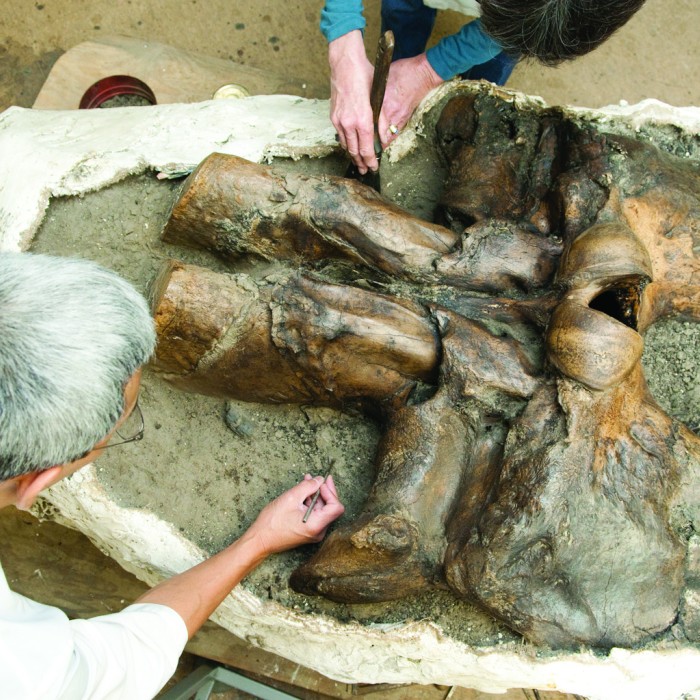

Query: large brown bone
left=284, top=97, right=700, bottom=646
left=435, top=92, right=609, bottom=244
left=435, top=91, right=700, bottom=325
left=437, top=168, right=698, bottom=646
left=546, top=222, right=652, bottom=390
left=603, top=137, right=700, bottom=328
left=290, top=389, right=474, bottom=602
left=446, top=369, right=693, bottom=648
left=161, top=153, right=561, bottom=293
left=435, top=93, right=565, bottom=235
left=151, top=260, right=440, bottom=410
left=291, top=308, right=540, bottom=601
left=152, top=87, right=700, bottom=649
left=162, top=153, right=458, bottom=282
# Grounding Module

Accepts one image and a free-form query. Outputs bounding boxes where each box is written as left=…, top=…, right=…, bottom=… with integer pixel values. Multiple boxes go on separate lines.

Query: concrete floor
left=1, top=0, right=699, bottom=112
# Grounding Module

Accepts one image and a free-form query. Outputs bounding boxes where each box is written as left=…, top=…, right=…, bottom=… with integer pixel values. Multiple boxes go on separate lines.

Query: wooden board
left=32, top=35, right=327, bottom=109
left=0, top=508, right=582, bottom=700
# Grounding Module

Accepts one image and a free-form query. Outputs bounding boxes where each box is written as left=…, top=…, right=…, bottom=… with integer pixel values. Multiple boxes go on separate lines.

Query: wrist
left=328, top=30, right=365, bottom=69
left=236, top=527, right=272, bottom=565
left=418, top=52, right=445, bottom=89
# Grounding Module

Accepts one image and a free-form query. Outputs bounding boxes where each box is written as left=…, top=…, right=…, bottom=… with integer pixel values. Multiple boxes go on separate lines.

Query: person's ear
left=14, top=466, right=64, bottom=511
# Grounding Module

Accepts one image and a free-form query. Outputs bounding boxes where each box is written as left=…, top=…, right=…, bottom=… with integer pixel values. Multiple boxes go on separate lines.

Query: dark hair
left=479, top=0, right=647, bottom=65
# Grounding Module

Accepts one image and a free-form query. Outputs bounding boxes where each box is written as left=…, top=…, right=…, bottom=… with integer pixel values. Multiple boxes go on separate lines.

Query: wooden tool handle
left=369, top=30, right=395, bottom=128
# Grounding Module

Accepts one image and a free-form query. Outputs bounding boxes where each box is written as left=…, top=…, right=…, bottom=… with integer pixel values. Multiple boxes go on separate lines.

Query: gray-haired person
left=0, top=252, right=345, bottom=700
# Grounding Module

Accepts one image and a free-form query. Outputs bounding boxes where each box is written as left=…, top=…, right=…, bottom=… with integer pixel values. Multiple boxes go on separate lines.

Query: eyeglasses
left=102, top=399, right=145, bottom=449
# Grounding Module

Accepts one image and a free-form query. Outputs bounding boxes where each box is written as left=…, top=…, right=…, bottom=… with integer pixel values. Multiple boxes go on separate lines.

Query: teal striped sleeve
left=426, top=19, right=503, bottom=80
left=320, top=0, right=366, bottom=42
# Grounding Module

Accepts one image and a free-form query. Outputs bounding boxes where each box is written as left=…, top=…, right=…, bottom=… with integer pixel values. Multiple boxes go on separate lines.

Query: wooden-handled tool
left=345, top=30, right=395, bottom=190
left=369, top=29, right=395, bottom=157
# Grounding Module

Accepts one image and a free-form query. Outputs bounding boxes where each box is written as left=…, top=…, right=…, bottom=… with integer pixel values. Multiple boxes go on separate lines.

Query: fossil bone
left=152, top=89, right=700, bottom=649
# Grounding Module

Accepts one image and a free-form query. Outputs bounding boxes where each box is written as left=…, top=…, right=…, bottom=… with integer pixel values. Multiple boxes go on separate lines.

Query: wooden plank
left=32, top=35, right=327, bottom=110
left=0, top=506, right=147, bottom=618
left=187, top=621, right=353, bottom=698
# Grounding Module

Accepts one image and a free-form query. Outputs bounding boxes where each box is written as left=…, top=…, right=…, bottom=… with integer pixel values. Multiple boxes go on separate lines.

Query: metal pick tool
left=302, top=462, right=334, bottom=523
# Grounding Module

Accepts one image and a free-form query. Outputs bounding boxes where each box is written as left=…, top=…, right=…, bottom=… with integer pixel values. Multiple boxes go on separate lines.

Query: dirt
left=3, top=0, right=700, bottom=115
left=99, top=94, right=155, bottom=108
left=0, top=38, right=61, bottom=110
left=28, top=106, right=699, bottom=648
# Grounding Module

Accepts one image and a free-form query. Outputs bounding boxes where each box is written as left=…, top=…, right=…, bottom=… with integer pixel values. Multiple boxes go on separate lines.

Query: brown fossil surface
left=161, top=151, right=561, bottom=292
left=152, top=259, right=440, bottom=411
left=152, top=86, right=700, bottom=649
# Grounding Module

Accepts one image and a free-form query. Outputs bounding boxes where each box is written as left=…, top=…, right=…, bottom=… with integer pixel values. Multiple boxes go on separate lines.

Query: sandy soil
left=2, top=0, right=699, bottom=113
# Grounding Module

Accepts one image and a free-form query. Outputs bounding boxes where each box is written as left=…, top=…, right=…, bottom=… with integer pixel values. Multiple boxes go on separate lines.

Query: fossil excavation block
left=153, top=86, right=700, bottom=652
left=3, top=81, right=700, bottom=697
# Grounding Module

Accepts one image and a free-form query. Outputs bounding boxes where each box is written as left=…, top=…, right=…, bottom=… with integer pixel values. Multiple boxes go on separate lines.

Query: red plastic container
left=79, top=75, right=157, bottom=109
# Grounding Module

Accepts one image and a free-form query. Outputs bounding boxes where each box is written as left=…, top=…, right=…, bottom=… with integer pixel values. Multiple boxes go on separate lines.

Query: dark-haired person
left=323, top=0, right=646, bottom=174
left=0, top=251, right=344, bottom=700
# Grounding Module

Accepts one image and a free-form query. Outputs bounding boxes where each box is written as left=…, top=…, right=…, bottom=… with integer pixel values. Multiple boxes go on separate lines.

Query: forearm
left=320, top=0, right=365, bottom=42
left=426, top=19, right=503, bottom=79
left=135, top=475, right=344, bottom=639
left=135, top=530, right=267, bottom=638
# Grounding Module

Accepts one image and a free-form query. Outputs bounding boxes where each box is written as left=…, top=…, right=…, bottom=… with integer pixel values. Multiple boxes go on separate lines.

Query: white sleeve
left=65, top=603, right=189, bottom=700
left=0, top=566, right=188, bottom=700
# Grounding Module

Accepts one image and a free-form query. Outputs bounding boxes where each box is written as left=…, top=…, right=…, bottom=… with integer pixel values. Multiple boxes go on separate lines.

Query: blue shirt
left=320, top=0, right=503, bottom=80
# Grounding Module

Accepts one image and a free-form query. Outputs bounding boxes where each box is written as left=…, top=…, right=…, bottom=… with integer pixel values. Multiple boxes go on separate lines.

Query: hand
left=248, top=474, right=345, bottom=556
left=328, top=30, right=377, bottom=174
left=378, top=53, right=444, bottom=150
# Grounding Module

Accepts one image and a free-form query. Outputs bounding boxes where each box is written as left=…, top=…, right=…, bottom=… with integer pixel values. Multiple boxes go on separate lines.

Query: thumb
left=293, top=476, right=325, bottom=501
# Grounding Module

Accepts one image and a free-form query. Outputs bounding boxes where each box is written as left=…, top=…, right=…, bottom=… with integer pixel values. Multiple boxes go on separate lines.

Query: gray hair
left=0, top=253, right=155, bottom=479
left=480, top=0, right=647, bottom=65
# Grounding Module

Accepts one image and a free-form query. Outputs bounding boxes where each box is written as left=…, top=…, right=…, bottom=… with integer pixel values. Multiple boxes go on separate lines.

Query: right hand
left=328, top=30, right=377, bottom=175
left=378, top=54, right=443, bottom=150
left=248, top=474, right=345, bottom=556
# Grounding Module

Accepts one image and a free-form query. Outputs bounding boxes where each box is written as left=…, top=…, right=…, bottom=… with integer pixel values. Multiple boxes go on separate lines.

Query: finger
left=292, top=475, right=325, bottom=503
left=360, top=148, right=379, bottom=173
left=318, top=480, right=343, bottom=510
left=302, top=473, right=315, bottom=503
left=344, top=130, right=365, bottom=173
left=357, top=125, right=378, bottom=172
left=336, top=127, right=348, bottom=152
left=379, top=115, right=402, bottom=150
left=312, top=499, right=345, bottom=529
left=378, top=111, right=391, bottom=150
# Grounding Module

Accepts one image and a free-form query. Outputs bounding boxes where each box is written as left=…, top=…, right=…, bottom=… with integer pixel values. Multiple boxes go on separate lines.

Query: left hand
left=378, top=53, right=444, bottom=150
left=328, top=30, right=378, bottom=174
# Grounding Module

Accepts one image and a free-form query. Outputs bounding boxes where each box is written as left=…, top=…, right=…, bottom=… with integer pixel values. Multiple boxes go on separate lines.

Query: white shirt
left=0, top=559, right=188, bottom=699
left=423, top=0, right=481, bottom=15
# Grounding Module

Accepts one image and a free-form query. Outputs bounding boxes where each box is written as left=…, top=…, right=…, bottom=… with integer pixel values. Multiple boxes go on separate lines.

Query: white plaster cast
left=1, top=86, right=698, bottom=700
left=386, top=81, right=700, bottom=162
left=0, top=96, right=337, bottom=252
